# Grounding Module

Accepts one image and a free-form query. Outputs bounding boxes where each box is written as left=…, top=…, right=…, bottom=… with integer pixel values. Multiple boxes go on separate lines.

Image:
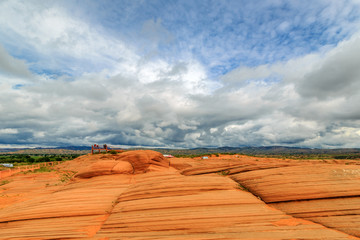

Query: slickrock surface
left=270, top=198, right=360, bottom=237
left=0, top=151, right=359, bottom=239
left=95, top=172, right=357, bottom=240
left=230, top=163, right=360, bottom=238
left=231, top=164, right=360, bottom=202
left=74, top=150, right=169, bottom=178
left=182, top=155, right=360, bottom=238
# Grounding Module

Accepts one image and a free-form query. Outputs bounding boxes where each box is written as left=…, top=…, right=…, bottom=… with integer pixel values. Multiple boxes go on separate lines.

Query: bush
left=218, top=170, right=230, bottom=176
left=236, top=183, right=249, bottom=191
left=33, top=166, right=54, bottom=173
left=0, top=180, right=11, bottom=186
left=38, top=157, right=51, bottom=162
left=60, top=171, right=77, bottom=182
left=26, top=157, right=36, bottom=163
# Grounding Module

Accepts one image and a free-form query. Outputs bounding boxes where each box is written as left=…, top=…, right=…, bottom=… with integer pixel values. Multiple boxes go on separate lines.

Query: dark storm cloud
left=296, top=37, right=360, bottom=100
left=1, top=0, right=360, bottom=148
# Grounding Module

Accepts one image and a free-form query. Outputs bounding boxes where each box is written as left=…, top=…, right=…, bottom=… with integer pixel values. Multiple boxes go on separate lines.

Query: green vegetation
left=33, top=166, right=54, bottom=173
left=218, top=170, right=230, bottom=176
left=60, top=171, right=77, bottom=183
left=21, top=168, right=77, bottom=185
left=0, top=154, right=82, bottom=167
left=1, top=146, right=360, bottom=164
left=144, top=147, right=360, bottom=160
left=236, top=183, right=249, bottom=192
left=94, top=150, right=118, bottom=154
left=0, top=180, right=10, bottom=186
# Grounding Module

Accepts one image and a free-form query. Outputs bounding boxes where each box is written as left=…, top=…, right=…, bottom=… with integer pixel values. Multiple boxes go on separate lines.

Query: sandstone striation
left=182, top=155, right=360, bottom=238
left=74, top=150, right=169, bottom=178
left=0, top=151, right=359, bottom=239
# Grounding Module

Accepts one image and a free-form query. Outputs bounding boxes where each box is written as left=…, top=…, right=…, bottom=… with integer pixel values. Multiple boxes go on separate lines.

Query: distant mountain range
left=156, top=146, right=360, bottom=157
left=1, top=146, right=360, bottom=158
left=115, top=146, right=360, bottom=158
left=54, top=146, right=91, bottom=150
left=0, top=146, right=91, bottom=154
left=206, top=146, right=360, bottom=155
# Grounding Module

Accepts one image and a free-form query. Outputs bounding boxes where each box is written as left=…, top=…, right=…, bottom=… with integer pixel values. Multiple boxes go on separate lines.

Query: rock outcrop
left=75, top=150, right=169, bottom=178
left=182, top=155, right=360, bottom=238
left=0, top=151, right=360, bottom=239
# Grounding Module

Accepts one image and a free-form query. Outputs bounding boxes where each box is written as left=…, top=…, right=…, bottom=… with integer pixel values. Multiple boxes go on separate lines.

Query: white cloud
left=296, top=34, right=360, bottom=99
left=214, top=32, right=360, bottom=148
left=0, top=0, right=138, bottom=75
left=0, top=128, right=18, bottom=134
left=0, top=45, right=32, bottom=78
left=1, top=0, right=360, bottom=148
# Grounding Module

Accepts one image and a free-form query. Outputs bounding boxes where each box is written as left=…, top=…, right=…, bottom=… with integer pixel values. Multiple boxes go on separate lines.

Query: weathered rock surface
left=271, top=198, right=360, bottom=237
left=114, top=150, right=169, bottom=173
left=96, top=172, right=357, bottom=240
left=0, top=151, right=359, bottom=239
left=74, top=150, right=169, bottom=178
left=0, top=174, right=132, bottom=239
left=231, top=164, right=360, bottom=202
left=75, top=160, right=134, bottom=178
left=182, top=155, right=360, bottom=238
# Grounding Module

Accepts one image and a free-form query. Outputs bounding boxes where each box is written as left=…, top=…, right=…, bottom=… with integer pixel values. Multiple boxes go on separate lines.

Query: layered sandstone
left=0, top=151, right=359, bottom=239
left=182, top=155, right=360, bottom=238
left=74, top=150, right=169, bottom=178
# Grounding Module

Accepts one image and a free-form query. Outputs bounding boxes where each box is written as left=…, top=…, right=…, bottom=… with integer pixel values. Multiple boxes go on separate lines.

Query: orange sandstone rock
left=114, top=150, right=169, bottom=173
left=112, top=160, right=134, bottom=174
left=271, top=198, right=360, bottom=237
left=1, top=152, right=360, bottom=239
left=74, top=150, right=169, bottom=178
left=75, top=160, right=134, bottom=178
left=231, top=164, right=360, bottom=203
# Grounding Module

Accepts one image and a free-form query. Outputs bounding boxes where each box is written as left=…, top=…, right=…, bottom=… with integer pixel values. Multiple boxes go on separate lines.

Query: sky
left=1, top=0, right=360, bottom=149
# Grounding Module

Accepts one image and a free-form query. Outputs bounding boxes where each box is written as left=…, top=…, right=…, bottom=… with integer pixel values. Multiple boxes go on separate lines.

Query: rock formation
left=0, top=151, right=359, bottom=239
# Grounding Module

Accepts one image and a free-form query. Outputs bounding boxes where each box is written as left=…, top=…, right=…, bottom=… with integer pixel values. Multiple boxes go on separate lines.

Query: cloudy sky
left=1, top=0, right=360, bottom=149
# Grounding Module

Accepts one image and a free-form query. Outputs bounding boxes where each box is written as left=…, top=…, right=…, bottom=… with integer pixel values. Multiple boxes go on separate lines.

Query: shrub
left=0, top=180, right=10, bottom=186
left=38, top=157, right=51, bottom=162
left=218, top=170, right=230, bottom=176
left=26, top=157, right=36, bottom=163
left=60, top=171, right=77, bottom=183
left=33, top=166, right=54, bottom=173
left=236, top=183, right=249, bottom=192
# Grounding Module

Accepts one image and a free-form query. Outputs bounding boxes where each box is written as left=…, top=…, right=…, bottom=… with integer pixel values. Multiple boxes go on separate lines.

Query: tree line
left=0, top=154, right=81, bottom=164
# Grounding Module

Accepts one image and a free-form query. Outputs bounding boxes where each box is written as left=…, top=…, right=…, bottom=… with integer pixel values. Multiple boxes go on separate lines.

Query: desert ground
left=1, top=150, right=360, bottom=239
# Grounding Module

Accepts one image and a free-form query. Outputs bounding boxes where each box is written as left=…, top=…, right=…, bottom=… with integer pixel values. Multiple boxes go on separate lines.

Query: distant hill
left=0, top=147, right=90, bottom=155
left=143, top=146, right=360, bottom=159
left=0, top=148, right=25, bottom=153
left=1, top=146, right=360, bottom=159
left=54, top=146, right=91, bottom=151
